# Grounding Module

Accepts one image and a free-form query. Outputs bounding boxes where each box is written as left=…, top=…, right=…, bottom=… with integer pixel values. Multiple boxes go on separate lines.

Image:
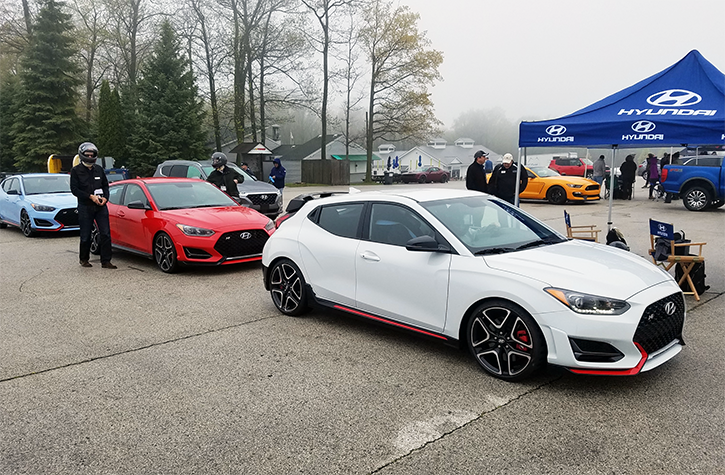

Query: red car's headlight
left=175, top=224, right=215, bottom=236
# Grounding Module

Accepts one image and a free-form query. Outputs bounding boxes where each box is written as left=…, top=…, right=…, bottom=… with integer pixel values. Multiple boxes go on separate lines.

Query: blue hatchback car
left=0, top=173, right=80, bottom=237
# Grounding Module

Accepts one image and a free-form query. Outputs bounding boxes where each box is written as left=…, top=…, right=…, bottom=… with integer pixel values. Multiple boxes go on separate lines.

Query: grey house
left=397, top=138, right=501, bottom=180
left=272, top=134, right=366, bottom=184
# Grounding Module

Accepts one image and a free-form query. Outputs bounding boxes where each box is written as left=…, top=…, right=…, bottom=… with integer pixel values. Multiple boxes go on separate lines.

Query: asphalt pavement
left=1, top=176, right=723, bottom=474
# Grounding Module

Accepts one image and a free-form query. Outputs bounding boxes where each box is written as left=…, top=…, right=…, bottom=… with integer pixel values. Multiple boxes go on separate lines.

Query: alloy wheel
left=270, top=260, right=306, bottom=316
left=154, top=232, right=178, bottom=273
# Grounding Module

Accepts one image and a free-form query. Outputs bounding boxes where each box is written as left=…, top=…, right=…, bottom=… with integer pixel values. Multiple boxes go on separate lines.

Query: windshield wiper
left=160, top=206, right=189, bottom=210
left=474, top=247, right=515, bottom=255
left=516, top=237, right=565, bottom=251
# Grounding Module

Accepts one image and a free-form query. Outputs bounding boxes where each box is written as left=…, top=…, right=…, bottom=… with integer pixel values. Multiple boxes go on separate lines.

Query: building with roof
left=395, top=138, right=501, bottom=180
left=271, top=134, right=366, bottom=184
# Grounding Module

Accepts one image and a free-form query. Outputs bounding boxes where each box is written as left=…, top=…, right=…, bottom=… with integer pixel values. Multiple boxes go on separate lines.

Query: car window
left=316, top=203, right=364, bottom=239
left=109, top=185, right=124, bottom=205
left=160, top=165, right=173, bottom=176
left=3, top=178, right=19, bottom=193
left=123, top=184, right=148, bottom=207
left=169, top=165, right=189, bottom=177
left=186, top=166, right=203, bottom=179
left=368, top=203, right=435, bottom=247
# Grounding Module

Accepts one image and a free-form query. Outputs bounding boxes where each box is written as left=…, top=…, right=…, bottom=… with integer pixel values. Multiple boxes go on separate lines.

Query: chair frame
left=648, top=219, right=707, bottom=301
left=564, top=210, right=601, bottom=242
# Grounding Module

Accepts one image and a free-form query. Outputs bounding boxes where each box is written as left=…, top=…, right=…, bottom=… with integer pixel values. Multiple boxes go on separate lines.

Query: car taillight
left=661, top=168, right=668, bottom=182
left=275, top=213, right=292, bottom=228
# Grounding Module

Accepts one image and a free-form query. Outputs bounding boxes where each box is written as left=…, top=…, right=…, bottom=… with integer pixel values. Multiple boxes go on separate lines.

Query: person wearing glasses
left=70, top=142, right=116, bottom=269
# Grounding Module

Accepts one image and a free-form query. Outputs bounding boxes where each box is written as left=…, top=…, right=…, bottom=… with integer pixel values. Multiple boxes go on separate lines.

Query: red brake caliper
left=516, top=330, right=530, bottom=352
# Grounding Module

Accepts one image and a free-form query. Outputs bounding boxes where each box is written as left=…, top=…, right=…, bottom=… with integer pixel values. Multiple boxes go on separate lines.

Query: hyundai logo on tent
left=647, top=89, right=702, bottom=107
left=632, top=121, right=656, bottom=133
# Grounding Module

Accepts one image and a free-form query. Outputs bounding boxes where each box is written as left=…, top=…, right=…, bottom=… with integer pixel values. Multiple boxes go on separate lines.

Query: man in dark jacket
left=207, top=152, right=244, bottom=198
left=70, top=142, right=116, bottom=269
left=466, top=150, right=489, bottom=193
left=488, top=153, right=528, bottom=205
left=269, top=158, right=286, bottom=193
left=619, top=154, right=637, bottom=200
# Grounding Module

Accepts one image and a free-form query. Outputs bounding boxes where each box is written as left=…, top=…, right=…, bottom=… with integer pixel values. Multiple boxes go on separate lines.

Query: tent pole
left=514, top=148, right=523, bottom=207
left=607, top=146, right=617, bottom=231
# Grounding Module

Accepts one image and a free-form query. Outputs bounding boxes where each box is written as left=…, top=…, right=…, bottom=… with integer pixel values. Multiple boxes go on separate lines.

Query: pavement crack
left=0, top=315, right=279, bottom=384
left=369, top=375, right=563, bottom=474
left=18, top=269, right=45, bottom=293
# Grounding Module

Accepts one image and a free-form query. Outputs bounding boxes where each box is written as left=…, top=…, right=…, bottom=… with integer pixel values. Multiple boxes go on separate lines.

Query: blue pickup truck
left=661, top=154, right=725, bottom=211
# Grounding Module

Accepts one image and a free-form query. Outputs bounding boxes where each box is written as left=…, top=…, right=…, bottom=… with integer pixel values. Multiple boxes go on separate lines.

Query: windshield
left=146, top=181, right=238, bottom=210
left=201, top=163, right=255, bottom=181
left=582, top=158, right=593, bottom=165
left=23, top=175, right=71, bottom=195
left=421, top=195, right=566, bottom=254
left=529, top=167, right=560, bottom=178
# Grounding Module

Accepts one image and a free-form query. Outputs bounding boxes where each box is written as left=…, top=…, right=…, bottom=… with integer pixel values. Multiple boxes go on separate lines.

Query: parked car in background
left=262, top=189, right=685, bottom=381
left=400, top=166, right=449, bottom=183
left=154, top=160, right=282, bottom=217
left=0, top=173, right=79, bottom=237
left=549, top=157, right=593, bottom=177
left=661, top=154, right=725, bottom=211
left=520, top=167, right=600, bottom=204
left=91, top=178, right=275, bottom=272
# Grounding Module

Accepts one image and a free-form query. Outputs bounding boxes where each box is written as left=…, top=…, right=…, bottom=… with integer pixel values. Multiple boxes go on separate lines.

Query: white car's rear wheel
left=467, top=300, right=546, bottom=381
left=270, top=259, right=308, bottom=316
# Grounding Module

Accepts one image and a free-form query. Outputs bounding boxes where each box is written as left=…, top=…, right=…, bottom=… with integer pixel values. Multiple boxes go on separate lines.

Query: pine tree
left=128, top=20, right=206, bottom=177
left=11, top=0, right=83, bottom=171
left=97, top=80, right=125, bottom=163
left=0, top=73, right=21, bottom=173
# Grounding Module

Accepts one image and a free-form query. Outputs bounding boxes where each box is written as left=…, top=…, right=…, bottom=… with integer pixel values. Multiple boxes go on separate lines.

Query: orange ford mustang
left=519, top=167, right=601, bottom=204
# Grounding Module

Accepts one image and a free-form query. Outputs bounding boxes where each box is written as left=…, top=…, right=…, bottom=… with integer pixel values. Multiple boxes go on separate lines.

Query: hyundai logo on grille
left=260, top=195, right=267, bottom=200
left=632, top=120, right=656, bottom=133
left=647, top=89, right=702, bottom=107
left=240, top=232, right=252, bottom=240
left=546, top=125, right=567, bottom=136
left=664, top=301, right=676, bottom=316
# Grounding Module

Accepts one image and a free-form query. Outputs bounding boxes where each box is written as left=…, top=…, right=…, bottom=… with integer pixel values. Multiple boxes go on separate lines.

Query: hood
left=29, top=193, right=78, bottom=209
left=483, top=240, right=671, bottom=300
left=238, top=180, right=281, bottom=194
left=162, top=206, right=271, bottom=230
left=542, top=176, right=595, bottom=186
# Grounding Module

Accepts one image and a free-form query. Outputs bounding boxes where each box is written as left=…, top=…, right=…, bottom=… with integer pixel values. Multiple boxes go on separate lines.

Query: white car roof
left=313, top=188, right=489, bottom=205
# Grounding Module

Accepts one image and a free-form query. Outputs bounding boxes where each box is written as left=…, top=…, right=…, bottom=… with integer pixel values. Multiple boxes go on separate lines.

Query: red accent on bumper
left=332, top=305, right=448, bottom=341
left=568, top=342, right=648, bottom=376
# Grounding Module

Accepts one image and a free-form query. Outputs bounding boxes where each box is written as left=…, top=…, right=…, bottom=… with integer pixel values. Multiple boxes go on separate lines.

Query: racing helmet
left=211, top=152, right=228, bottom=169
left=78, top=142, right=98, bottom=164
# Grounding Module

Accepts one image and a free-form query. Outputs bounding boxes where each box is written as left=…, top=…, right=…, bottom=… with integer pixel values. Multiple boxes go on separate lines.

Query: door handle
left=360, top=252, right=380, bottom=262
left=117, top=210, right=125, bottom=217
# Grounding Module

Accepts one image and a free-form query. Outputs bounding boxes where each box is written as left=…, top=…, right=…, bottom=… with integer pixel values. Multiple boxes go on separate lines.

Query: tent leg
left=607, top=147, right=617, bottom=232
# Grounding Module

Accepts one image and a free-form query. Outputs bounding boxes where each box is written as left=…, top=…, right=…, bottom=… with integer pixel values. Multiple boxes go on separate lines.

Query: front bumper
left=538, top=282, right=685, bottom=374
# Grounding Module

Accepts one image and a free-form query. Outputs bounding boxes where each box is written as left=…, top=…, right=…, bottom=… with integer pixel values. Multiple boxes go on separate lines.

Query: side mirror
left=405, top=235, right=450, bottom=253
left=127, top=200, right=151, bottom=210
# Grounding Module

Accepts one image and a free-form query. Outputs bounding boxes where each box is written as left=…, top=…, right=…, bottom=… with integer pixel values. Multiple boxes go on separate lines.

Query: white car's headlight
left=31, top=203, right=56, bottom=212
left=565, top=184, right=582, bottom=188
left=175, top=224, right=215, bottom=236
left=545, top=287, right=630, bottom=315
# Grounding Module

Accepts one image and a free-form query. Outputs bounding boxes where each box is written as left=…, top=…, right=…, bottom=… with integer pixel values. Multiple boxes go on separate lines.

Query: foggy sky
left=403, top=0, right=725, bottom=129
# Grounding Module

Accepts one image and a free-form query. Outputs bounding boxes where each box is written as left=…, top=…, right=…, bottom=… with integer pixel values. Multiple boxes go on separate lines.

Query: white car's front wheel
left=467, top=300, right=546, bottom=381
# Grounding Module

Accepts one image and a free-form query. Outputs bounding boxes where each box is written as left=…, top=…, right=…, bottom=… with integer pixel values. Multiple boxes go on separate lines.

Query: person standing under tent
left=619, top=154, right=637, bottom=200
left=593, top=155, right=606, bottom=196
left=646, top=153, right=660, bottom=199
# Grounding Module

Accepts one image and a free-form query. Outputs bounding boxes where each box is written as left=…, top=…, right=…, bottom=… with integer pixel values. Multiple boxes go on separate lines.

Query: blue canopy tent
left=518, top=50, right=725, bottom=228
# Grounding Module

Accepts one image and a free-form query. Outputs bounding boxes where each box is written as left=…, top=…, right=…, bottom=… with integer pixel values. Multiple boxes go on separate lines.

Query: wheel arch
left=680, top=177, right=716, bottom=197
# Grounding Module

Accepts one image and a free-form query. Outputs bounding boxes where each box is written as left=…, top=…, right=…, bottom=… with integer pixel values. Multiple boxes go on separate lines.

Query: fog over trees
left=0, top=0, right=522, bottom=176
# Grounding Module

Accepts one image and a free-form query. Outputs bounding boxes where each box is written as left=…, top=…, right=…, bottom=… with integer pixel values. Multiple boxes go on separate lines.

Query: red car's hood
left=161, top=206, right=270, bottom=231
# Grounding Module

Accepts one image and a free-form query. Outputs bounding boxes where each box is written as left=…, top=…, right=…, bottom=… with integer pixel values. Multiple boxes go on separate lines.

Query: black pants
left=78, top=203, right=112, bottom=263
left=620, top=180, right=633, bottom=200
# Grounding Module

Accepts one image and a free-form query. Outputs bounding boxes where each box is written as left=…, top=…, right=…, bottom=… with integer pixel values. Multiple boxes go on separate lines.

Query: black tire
left=154, top=232, right=179, bottom=273
left=90, top=223, right=100, bottom=255
left=418, top=175, right=427, bottom=184
left=441, top=174, right=449, bottom=183
left=20, top=210, right=36, bottom=237
left=467, top=300, right=546, bottom=381
left=546, top=186, right=567, bottom=205
left=269, top=258, right=308, bottom=316
left=683, top=186, right=711, bottom=212
left=0, top=221, right=7, bottom=229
